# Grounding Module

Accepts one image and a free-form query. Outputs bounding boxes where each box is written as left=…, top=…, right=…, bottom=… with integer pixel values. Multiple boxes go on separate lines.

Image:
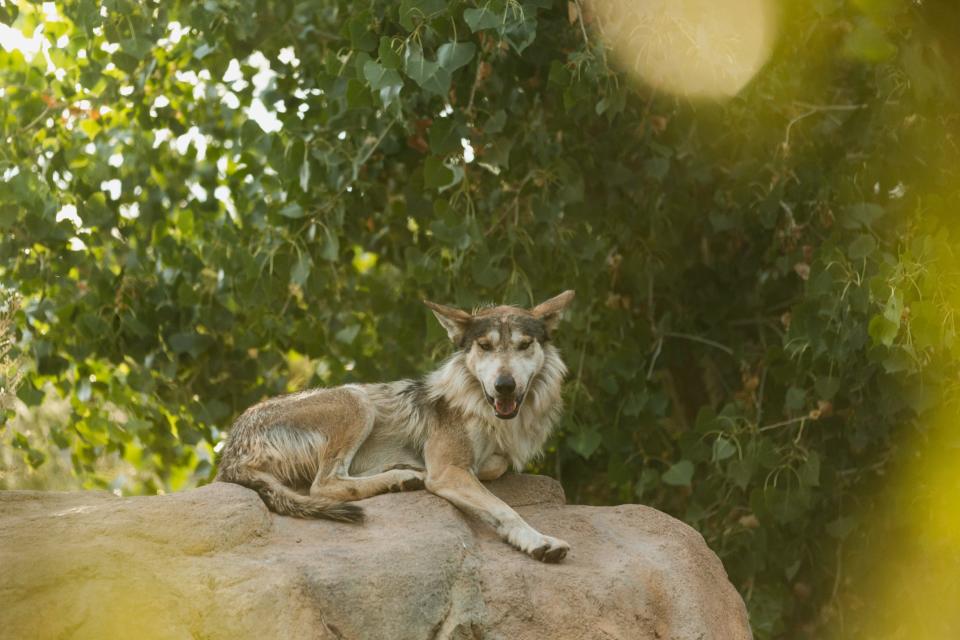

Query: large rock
left=0, top=474, right=751, bottom=639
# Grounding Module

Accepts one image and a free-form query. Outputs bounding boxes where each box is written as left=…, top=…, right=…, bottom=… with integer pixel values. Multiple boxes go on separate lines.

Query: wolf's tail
left=220, top=468, right=364, bottom=523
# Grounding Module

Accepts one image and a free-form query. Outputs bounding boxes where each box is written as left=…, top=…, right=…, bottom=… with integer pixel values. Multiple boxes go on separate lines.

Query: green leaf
left=815, top=376, right=840, bottom=400
left=548, top=60, right=570, bottom=86
left=798, top=452, right=820, bottom=487
left=785, top=386, right=806, bottom=412
left=847, top=234, right=877, bottom=261
left=12, top=432, right=45, bottom=468
left=320, top=226, right=340, bottom=262
left=503, top=15, right=538, bottom=53
left=429, top=117, right=462, bottom=155
left=634, top=467, right=661, bottom=500
left=73, top=0, right=97, bottom=28
left=868, top=314, right=899, bottom=347
left=278, top=203, right=305, bottom=219
left=436, top=42, right=475, bottom=72
left=363, top=60, right=404, bottom=106
left=727, top=457, right=754, bottom=490
left=826, top=516, right=857, bottom=540
left=403, top=43, right=450, bottom=96
left=112, top=51, right=139, bottom=73
left=483, top=110, right=506, bottom=134
left=290, top=253, right=312, bottom=287
left=464, top=6, right=500, bottom=32
left=569, top=427, right=602, bottom=458
left=843, top=203, right=885, bottom=229
left=694, top=406, right=717, bottom=432
left=429, top=209, right=471, bottom=248
left=623, top=391, right=648, bottom=417
left=79, top=119, right=101, bottom=140
left=193, top=42, right=215, bottom=60
left=348, top=14, right=377, bottom=52
left=399, top=0, right=446, bottom=31
left=78, top=313, right=109, bottom=337
left=335, top=324, right=361, bottom=344
left=363, top=60, right=403, bottom=91
left=662, top=460, right=695, bottom=487
left=0, top=2, right=18, bottom=23
left=347, top=78, right=373, bottom=109
left=844, top=19, right=897, bottom=62
left=401, top=41, right=474, bottom=97
left=479, top=137, right=513, bottom=171
left=910, top=300, right=940, bottom=350
left=881, top=347, right=913, bottom=373
left=882, top=292, right=903, bottom=324
left=122, top=37, right=153, bottom=60
left=423, top=156, right=454, bottom=189
left=471, top=260, right=508, bottom=287
left=644, top=157, right=670, bottom=181
left=763, top=486, right=813, bottom=524
left=712, top=436, right=736, bottom=462
left=0, top=204, right=17, bottom=229
left=378, top=37, right=402, bottom=69
left=167, top=332, right=210, bottom=356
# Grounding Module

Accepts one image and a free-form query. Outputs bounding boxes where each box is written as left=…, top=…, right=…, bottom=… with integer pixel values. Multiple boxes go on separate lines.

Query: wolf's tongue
left=495, top=398, right=517, bottom=415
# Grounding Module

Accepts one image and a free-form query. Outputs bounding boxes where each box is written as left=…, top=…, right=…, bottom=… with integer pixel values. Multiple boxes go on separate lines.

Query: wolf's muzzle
left=487, top=392, right=524, bottom=420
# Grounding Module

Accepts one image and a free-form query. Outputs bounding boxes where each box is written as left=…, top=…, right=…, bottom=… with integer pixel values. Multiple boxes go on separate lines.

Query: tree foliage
left=2, top=0, right=960, bottom=636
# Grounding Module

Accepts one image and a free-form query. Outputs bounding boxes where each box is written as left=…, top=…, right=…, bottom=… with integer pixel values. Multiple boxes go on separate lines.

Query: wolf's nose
left=494, top=374, right=516, bottom=395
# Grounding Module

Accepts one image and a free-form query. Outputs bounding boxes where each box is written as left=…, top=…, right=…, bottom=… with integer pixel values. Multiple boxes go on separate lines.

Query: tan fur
left=216, top=291, right=575, bottom=562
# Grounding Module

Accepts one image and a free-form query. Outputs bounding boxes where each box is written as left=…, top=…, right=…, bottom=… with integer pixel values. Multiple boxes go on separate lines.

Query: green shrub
left=2, top=1, right=958, bottom=636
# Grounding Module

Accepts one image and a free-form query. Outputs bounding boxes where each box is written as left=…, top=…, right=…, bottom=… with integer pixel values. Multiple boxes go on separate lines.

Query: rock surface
left=0, top=474, right=751, bottom=639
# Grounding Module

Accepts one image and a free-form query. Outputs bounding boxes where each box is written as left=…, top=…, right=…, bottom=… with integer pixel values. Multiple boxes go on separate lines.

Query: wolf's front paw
left=387, top=468, right=425, bottom=492
left=529, top=535, right=570, bottom=563
left=505, top=526, right=570, bottom=563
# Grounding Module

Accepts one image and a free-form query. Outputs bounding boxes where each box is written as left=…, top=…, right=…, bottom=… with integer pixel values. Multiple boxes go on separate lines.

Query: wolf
left=216, top=290, right=575, bottom=562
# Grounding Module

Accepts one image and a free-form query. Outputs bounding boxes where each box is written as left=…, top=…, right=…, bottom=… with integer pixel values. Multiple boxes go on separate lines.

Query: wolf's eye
left=478, top=341, right=493, bottom=351
left=518, top=340, right=532, bottom=351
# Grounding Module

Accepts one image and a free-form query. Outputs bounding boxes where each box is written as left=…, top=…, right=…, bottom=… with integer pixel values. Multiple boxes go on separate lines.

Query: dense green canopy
left=2, top=0, right=959, bottom=636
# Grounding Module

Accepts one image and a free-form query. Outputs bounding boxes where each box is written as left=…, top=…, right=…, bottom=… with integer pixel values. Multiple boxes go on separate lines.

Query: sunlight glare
left=589, top=0, right=777, bottom=99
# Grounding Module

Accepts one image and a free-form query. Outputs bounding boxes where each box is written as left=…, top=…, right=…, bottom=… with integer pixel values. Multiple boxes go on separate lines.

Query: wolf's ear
left=531, top=290, right=575, bottom=332
left=423, top=300, right=472, bottom=343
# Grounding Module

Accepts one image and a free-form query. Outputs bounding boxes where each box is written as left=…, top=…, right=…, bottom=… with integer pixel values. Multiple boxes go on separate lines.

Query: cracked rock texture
left=0, top=474, right=751, bottom=639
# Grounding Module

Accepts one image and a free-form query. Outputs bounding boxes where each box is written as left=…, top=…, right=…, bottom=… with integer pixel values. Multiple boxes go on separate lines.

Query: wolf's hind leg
left=310, top=467, right=425, bottom=501
left=308, top=389, right=425, bottom=501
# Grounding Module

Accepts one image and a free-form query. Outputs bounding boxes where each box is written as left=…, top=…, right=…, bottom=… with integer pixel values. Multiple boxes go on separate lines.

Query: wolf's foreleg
left=423, top=437, right=569, bottom=562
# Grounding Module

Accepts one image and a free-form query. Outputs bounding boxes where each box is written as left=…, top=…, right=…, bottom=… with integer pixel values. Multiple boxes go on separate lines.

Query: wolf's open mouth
left=486, top=393, right=524, bottom=420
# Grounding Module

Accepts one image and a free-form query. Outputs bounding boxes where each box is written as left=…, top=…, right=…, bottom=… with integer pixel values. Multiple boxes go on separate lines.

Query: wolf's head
left=423, top=291, right=574, bottom=420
